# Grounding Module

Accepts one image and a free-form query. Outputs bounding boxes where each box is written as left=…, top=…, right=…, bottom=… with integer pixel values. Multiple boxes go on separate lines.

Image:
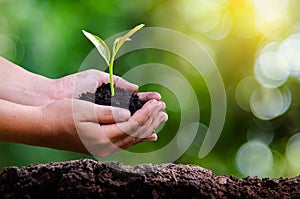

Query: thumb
left=114, top=76, right=138, bottom=92
left=95, top=105, right=131, bottom=124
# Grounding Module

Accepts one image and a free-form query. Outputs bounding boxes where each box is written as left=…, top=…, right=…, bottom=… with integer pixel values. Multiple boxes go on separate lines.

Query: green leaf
left=82, top=30, right=110, bottom=66
left=112, top=37, right=131, bottom=60
left=113, top=24, right=144, bottom=57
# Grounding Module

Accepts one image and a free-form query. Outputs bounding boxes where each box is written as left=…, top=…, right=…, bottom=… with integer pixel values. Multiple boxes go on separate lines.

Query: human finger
left=74, top=100, right=131, bottom=123
left=95, top=105, right=131, bottom=123
left=132, top=134, right=157, bottom=145
left=101, top=100, right=163, bottom=140
left=119, top=100, right=165, bottom=138
left=143, top=111, right=168, bottom=137
left=97, top=72, right=138, bottom=92
left=114, top=76, right=138, bottom=92
left=133, top=111, right=168, bottom=139
left=145, top=133, right=158, bottom=141
left=137, top=92, right=161, bottom=102
left=139, top=99, right=166, bottom=130
left=115, top=111, right=168, bottom=149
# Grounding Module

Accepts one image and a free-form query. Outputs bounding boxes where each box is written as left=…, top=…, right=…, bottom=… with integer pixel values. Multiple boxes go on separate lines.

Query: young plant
left=82, top=24, right=145, bottom=96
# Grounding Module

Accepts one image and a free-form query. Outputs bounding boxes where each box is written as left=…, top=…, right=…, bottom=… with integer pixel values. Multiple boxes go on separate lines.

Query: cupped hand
left=51, top=68, right=162, bottom=114
left=40, top=98, right=168, bottom=157
left=52, top=69, right=139, bottom=100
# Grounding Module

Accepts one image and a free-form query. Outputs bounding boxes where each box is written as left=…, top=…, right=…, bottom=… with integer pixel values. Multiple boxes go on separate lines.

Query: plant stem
left=109, top=54, right=116, bottom=96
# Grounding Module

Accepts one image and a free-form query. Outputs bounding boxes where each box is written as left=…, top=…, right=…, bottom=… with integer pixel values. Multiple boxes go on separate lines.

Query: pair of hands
left=40, top=70, right=168, bottom=157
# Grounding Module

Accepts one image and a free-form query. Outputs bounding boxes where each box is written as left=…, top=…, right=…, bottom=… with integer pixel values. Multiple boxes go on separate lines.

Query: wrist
left=0, top=57, right=58, bottom=106
left=31, top=77, right=57, bottom=105
left=39, top=100, right=86, bottom=153
left=50, top=75, right=75, bottom=101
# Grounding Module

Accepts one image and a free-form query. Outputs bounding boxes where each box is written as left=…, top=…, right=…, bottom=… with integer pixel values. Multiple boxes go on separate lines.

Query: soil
left=79, top=83, right=145, bottom=115
left=0, top=159, right=299, bottom=199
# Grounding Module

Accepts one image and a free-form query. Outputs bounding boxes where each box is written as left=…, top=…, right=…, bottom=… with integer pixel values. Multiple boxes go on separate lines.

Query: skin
left=0, top=56, right=168, bottom=157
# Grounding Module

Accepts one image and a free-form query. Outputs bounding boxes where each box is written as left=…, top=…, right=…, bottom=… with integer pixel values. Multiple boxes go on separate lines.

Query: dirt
left=79, top=83, right=145, bottom=115
left=0, top=159, right=299, bottom=199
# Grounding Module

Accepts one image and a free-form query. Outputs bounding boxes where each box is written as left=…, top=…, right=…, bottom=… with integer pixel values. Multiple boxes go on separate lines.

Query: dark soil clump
left=0, top=159, right=299, bottom=198
left=79, top=83, right=145, bottom=115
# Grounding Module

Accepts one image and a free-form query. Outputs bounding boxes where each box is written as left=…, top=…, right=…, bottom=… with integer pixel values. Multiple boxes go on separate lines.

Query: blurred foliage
left=1, top=0, right=300, bottom=178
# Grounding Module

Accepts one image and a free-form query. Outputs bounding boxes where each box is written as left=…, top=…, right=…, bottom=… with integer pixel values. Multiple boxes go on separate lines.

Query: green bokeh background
left=1, top=0, right=300, bottom=178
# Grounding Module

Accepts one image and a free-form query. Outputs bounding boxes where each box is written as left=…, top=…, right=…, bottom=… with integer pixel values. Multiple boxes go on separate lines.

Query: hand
left=40, top=98, right=168, bottom=157
left=52, top=69, right=139, bottom=100
left=0, top=57, right=146, bottom=106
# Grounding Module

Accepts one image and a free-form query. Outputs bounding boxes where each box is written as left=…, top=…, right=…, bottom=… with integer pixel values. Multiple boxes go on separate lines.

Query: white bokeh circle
left=236, top=141, right=273, bottom=177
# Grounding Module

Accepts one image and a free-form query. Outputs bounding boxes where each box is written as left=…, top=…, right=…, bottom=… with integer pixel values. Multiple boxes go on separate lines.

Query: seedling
left=82, top=24, right=145, bottom=96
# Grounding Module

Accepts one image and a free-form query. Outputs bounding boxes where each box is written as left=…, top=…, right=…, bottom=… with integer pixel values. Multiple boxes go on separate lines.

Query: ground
left=0, top=159, right=299, bottom=198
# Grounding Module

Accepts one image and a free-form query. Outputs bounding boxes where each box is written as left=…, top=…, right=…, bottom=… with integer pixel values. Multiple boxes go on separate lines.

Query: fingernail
left=155, top=93, right=161, bottom=100
left=148, top=133, right=158, bottom=141
left=119, top=109, right=131, bottom=119
left=161, top=113, right=168, bottom=122
left=160, top=101, right=166, bottom=109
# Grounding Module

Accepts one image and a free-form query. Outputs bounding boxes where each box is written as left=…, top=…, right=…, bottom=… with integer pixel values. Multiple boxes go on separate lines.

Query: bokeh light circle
left=279, top=33, right=300, bottom=77
left=250, top=86, right=291, bottom=120
left=184, top=0, right=221, bottom=33
left=236, top=141, right=273, bottom=177
left=259, top=52, right=289, bottom=82
left=286, top=133, right=300, bottom=168
left=259, top=41, right=280, bottom=56
left=253, top=0, right=288, bottom=21
left=204, top=10, right=233, bottom=40
left=0, top=34, right=17, bottom=60
left=254, top=51, right=289, bottom=88
left=235, top=76, right=259, bottom=112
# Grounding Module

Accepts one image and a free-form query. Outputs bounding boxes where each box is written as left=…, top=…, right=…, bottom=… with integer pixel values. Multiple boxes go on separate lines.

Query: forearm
left=0, top=99, right=45, bottom=145
left=0, top=98, right=86, bottom=153
left=0, top=56, right=58, bottom=105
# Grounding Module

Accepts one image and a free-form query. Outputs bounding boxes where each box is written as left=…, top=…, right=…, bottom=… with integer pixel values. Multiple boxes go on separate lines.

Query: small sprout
left=82, top=24, right=145, bottom=96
